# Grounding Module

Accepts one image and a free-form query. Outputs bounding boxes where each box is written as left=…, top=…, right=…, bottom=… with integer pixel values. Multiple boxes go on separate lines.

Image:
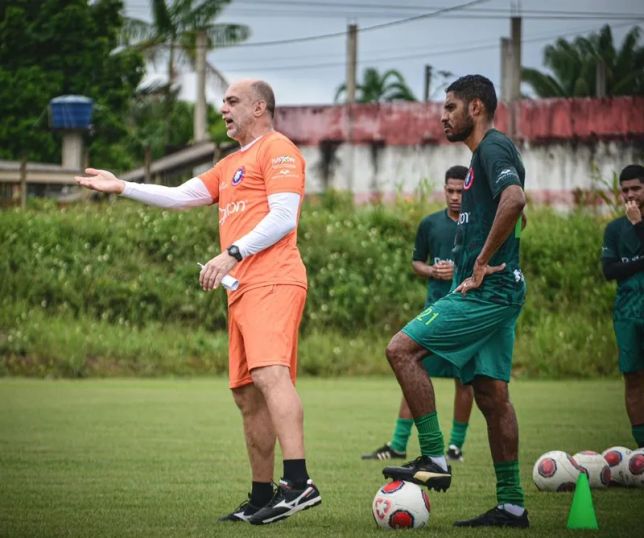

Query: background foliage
left=0, top=0, right=145, bottom=169
left=0, top=194, right=619, bottom=378
left=522, top=24, right=644, bottom=97
left=0, top=0, right=228, bottom=172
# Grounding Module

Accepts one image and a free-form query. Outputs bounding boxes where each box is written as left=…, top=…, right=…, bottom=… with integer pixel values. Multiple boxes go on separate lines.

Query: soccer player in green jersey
left=362, top=165, right=475, bottom=463
left=602, top=164, right=644, bottom=449
left=381, top=75, right=529, bottom=528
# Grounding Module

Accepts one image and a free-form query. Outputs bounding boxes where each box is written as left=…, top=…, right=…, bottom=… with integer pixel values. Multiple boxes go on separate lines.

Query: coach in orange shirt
left=75, top=80, right=320, bottom=526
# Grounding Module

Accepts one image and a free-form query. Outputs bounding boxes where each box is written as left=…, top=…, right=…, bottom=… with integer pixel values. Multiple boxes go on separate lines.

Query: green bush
left=0, top=196, right=619, bottom=378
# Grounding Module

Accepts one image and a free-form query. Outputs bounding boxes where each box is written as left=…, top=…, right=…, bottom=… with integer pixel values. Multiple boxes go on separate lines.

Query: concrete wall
left=298, top=139, right=642, bottom=206
left=274, top=97, right=644, bottom=206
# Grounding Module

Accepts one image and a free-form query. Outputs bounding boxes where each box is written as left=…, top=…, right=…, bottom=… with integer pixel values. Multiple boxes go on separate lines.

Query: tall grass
left=0, top=196, right=619, bottom=378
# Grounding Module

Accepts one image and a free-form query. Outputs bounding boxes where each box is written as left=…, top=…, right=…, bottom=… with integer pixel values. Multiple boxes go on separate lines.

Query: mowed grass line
left=0, top=377, right=641, bottom=537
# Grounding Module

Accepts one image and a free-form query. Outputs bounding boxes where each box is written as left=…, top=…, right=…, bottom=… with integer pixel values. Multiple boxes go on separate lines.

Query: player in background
left=602, top=164, right=644, bottom=448
left=381, top=75, right=529, bottom=528
left=75, top=79, right=321, bottom=526
left=362, top=165, right=474, bottom=463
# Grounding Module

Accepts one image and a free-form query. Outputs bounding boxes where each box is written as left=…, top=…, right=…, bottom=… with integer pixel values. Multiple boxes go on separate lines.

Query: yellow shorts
left=227, top=284, right=306, bottom=389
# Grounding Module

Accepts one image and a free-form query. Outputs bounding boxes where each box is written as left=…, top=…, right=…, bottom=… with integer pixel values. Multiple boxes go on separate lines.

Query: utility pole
left=345, top=23, right=358, bottom=191
left=596, top=60, right=607, bottom=98
left=423, top=64, right=432, bottom=102
left=194, top=30, right=208, bottom=142
left=19, top=158, right=27, bottom=209
left=500, top=37, right=512, bottom=102
left=509, top=16, right=522, bottom=139
left=346, top=24, right=358, bottom=104
left=510, top=17, right=522, bottom=102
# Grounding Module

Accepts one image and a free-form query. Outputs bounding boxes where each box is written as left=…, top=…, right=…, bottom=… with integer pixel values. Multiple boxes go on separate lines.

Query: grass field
left=0, top=377, right=641, bottom=537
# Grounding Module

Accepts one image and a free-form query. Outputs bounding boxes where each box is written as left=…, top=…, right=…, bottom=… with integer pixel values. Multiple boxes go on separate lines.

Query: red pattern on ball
left=381, top=480, right=405, bottom=494
left=538, top=458, right=557, bottom=478
left=629, top=453, right=644, bottom=476
left=422, top=490, right=431, bottom=512
left=604, top=450, right=623, bottom=466
left=389, top=509, right=414, bottom=528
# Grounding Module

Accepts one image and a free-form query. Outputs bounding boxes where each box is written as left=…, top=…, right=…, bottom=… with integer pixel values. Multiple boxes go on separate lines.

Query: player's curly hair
left=619, top=164, right=644, bottom=182
left=446, top=75, right=497, bottom=120
left=444, top=165, right=468, bottom=183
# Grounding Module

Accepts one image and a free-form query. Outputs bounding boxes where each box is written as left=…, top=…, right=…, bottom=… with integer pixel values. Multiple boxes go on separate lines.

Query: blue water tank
left=49, top=95, right=94, bottom=130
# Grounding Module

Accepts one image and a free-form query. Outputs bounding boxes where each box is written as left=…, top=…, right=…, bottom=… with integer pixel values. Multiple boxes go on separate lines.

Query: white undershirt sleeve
left=234, top=192, right=301, bottom=258
left=121, top=177, right=213, bottom=209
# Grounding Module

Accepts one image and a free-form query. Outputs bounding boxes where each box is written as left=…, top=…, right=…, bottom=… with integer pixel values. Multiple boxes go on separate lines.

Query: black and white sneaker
left=218, top=495, right=263, bottom=523
left=446, top=444, right=464, bottom=462
left=383, top=455, right=451, bottom=491
left=248, top=478, right=321, bottom=525
left=361, top=442, right=407, bottom=460
left=454, top=506, right=529, bottom=528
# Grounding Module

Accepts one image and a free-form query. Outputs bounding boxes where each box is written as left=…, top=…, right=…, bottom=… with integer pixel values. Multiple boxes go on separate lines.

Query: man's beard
left=446, top=115, right=474, bottom=142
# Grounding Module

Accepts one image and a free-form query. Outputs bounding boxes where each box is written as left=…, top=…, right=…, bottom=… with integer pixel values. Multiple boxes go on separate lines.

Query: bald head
left=227, top=79, right=275, bottom=118
left=221, top=79, right=276, bottom=145
left=251, top=80, right=275, bottom=118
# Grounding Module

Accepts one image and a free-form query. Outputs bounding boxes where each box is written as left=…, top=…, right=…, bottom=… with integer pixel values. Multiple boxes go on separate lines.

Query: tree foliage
left=522, top=25, right=644, bottom=97
left=125, top=91, right=229, bottom=162
left=335, top=67, right=417, bottom=103
left=121, top=0, right=249, bottom=146
left=0, top=0, right=146, bottom=170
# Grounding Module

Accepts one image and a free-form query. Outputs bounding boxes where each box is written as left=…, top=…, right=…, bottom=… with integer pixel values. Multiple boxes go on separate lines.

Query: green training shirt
left=602, top=216, right=644, bottom=320
left=453, top=129, right=526, bottom=305
left=412, top=208, right=457, bottom=306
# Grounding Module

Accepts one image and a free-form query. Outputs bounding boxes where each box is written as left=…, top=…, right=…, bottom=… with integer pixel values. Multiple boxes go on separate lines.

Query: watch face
left=228, top=246, right=242, bottom=260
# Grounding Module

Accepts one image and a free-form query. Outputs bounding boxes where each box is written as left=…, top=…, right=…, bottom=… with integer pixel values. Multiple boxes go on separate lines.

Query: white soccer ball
left=625, top=448, right=644, bottom=488
left=601, top=446, right=632, bottom=486
left=532, top=450, right=582, bottom=492
left=573, top=451, right=611, bottom=488
left=372, top=480, right=430, bottom=529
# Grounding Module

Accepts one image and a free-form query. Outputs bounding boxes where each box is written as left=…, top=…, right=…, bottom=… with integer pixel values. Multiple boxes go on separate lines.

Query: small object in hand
left=197, top=263, right=239, bottom=291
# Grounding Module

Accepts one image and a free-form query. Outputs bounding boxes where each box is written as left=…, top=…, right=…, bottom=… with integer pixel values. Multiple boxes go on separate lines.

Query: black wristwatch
left=227, top=244, right=242, bottom=261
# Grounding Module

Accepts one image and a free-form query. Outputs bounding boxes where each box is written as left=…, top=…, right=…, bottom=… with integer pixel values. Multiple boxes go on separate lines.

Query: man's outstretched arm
left=75, top=168, right=213, bottom=209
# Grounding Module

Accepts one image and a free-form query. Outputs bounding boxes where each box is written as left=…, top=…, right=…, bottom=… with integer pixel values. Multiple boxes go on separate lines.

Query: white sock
left=499, top=503, right=525, bottom=516
left=429, top=455, right=448, bottom=471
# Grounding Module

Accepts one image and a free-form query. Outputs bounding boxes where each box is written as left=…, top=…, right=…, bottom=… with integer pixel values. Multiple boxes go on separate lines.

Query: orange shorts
left=227, top=284, right=306, bottom=389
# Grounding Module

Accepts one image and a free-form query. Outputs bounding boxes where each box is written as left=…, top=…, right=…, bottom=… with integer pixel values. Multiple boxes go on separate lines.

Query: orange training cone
left=566, top=472, right=598, bottom=530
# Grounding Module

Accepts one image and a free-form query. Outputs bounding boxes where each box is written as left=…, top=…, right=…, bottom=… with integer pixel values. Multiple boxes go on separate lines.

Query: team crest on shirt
left=232, top=166, right=245, bottom=186
left=464, top=167, right=474, bottom=190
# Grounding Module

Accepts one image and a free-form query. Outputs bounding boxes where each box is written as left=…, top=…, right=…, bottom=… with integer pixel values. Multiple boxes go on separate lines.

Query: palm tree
left=121, top=0, right=250, bottom=144
left=522, top=25, right=644, bottom=97
left=335, top=67, right=417, bottom=103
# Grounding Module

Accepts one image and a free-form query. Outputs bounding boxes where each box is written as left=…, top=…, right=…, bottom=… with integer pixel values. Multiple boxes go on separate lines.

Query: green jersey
left=602, top=216, right=644, bottom=320
left=453, top=129, right=526, bottom=305
left=413, top=209, right=457, bottom=306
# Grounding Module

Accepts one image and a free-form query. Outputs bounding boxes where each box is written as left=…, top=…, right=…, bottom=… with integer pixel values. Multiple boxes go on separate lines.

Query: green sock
left=633, top=423, right=644, bottom=448
left=415, top=411, right=444, bottom=457
left=390, top=418, right=413, bottom=452
left=494, top=461, right=524, bottom=507
left=448, top=420, right=469, bottom=449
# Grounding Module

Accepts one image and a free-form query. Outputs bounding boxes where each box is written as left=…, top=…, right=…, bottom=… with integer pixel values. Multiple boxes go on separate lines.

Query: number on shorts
left=416, top=307, right=439, bottom=325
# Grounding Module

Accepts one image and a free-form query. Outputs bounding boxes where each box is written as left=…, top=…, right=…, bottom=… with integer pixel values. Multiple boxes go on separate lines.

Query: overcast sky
left=123, top=0, right=644, bottom=106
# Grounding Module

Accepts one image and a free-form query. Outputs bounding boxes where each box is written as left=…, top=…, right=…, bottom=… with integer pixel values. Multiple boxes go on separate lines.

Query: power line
left=124, top=0, right=644, bottom=20
left=124, top=3, right=643, bottom=48
left=214, top=0, right=490, bottom=48
left=222, top=9, right=644, bottom=21
left=228, top=0, right=640, bottom=16
left=217, top=21, right=635, bottom=73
